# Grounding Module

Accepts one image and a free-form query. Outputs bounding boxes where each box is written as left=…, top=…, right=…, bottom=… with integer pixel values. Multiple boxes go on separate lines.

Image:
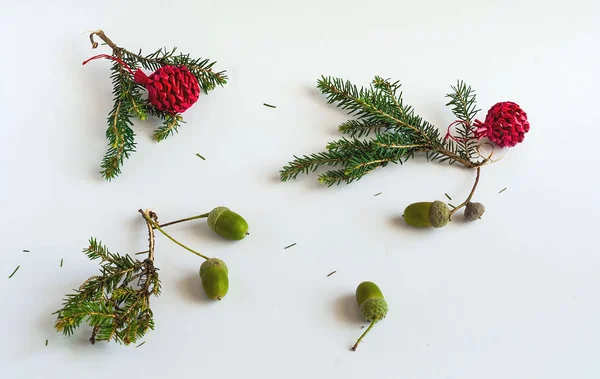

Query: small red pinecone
left=134, top=65, right=200, bottom=114
left=474, top=102, right=530, bottom=147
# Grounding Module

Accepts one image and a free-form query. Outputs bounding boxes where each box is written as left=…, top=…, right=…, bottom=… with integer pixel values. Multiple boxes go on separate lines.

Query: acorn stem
left=157, top=213, right=210, bottom=228
left=448, top=166, right=481, bottom=219
left=149, top=219, right=210, bottom=260
left=351, top=318, right=379, bottom=351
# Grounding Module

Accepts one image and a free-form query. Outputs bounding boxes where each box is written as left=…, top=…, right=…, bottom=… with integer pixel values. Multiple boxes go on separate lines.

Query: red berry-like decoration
left=133, top=66, right=200, bottom=114
left=474, top=102, right=530, bottom=147
left=83, top=54, right=200, bottom=114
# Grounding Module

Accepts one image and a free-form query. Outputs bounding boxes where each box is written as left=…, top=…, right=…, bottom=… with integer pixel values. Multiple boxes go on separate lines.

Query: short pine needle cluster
left=280, top=76, right=487, bottom=186
left=54, top=238, right=160, bottom=345
left=88, top=31, right=227, bottom=180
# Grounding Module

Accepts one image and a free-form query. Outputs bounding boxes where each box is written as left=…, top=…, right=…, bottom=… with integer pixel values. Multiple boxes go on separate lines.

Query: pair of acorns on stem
left=403, top=201, right=486, bottom=227
left=159, top=206, right=248, bottom=300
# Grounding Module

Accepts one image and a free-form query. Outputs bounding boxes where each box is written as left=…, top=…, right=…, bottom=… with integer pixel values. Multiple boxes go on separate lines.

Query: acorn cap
left=359, top=298, right=388, bottom=321
left=464, top=202, right=485, bottom=222
left=199, top=258, right=228, bottom=277
left=207, top=206, right=229, bottom=231
left=430, top=201, right=450, bottom=228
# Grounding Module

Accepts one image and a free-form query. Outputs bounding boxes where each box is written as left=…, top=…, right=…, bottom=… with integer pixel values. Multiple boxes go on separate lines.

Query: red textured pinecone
left=474, top=102, right=530, bottom=148
left=134, top=65, right=200, bottom=114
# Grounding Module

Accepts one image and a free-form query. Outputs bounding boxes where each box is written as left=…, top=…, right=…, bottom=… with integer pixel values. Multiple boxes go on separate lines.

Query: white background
left=1, top=0, right=598, bottom=378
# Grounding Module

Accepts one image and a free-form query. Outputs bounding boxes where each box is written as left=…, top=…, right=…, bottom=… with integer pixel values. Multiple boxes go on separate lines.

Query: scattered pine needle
left=263, top=103, right=276, bottom=108
left=327, top=271, right=337, bottom=277
left=22, top=249, right=29, bottom=253
left=448, top=203, right=456, bottom=209
left=499, top=187, right=507, bottom=194
left=284, top=243, right=297, bottom=249
left=136, top=341, right=146, bottom=348
left=45, top=339, right=48, bottom=346
left=8, top=265, right=20, bottom=279
left=60, top=258, right=63, bottom=267
left=195, top=153, right=206, bottom=160
left=444, top=193, right=452, bottom=200
left=373, top=192, right=382, bottom=197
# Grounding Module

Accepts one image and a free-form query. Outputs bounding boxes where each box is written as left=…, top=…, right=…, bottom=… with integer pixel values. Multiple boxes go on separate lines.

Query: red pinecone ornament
left=83, top=54, right=200, bottom=114
left=474, top=102, right=530, bottom=148
left=133, top=65, right=200, bottom=114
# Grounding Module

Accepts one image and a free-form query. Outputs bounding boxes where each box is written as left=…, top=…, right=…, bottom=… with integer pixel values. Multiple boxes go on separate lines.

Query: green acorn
left=207, top=207, right=249, bottom=240
left=199, top=258, right=229, bottom=300
left=403, top=200, right=449, bottom=228
left=464, top=202, right=485, bottom=222
left=352, top=281, right=388, bottom=351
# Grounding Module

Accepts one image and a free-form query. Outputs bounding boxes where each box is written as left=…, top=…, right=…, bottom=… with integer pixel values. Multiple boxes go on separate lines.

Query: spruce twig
left=53, top=213, right=161, bottom=345
left=281, top=77, right=489, bottom=186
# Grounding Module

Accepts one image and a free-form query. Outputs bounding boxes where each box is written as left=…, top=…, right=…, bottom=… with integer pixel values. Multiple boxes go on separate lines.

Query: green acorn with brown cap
left=157, top=206, right=249, bottom=240
left=403, top=200, right=450, bottom=228
left=208, top=206, right=249, bottom=240
left=352, top=281, right=388, bottom=351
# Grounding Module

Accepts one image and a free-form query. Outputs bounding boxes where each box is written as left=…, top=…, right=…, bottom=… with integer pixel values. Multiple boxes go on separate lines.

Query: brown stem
left=449, top=166, right=481, bottom=219
left=156, top=213, right=210, bottom=228
left=89, top=325, right=100, bottom=345
left=138, top=209, right=156, bottom=262
left=89, top=30, right=119, bottom=53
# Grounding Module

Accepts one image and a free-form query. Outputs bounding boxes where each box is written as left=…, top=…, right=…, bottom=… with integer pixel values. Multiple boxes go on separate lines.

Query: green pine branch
left=146, top=106, right=186, bottom=142
left=120, top=47, right=228, bottom=93
left=54, top=236, right=160, bottom=345
left=281, top=76, right=488, bottom=185
left=445, top=80, right=481, bottom=160
left=100, top=63, right=137, bottom=181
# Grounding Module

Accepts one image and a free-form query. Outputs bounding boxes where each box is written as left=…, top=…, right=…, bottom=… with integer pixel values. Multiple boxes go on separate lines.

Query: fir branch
left=445, top=81, right=481, bottom=160
left=146, top=108, right=186, bottom=142
left=100, top=64, right=137, bottom=181
left=119, top=48, right=228, bottom=93
left=281, top=75, right=489, bottom=186
left=54, top=216, right=160, bottom=345
left=169, top=54, right=228, bottom=93
left=280, top=151, right=354, bottom=182
left=337, top=119, right=394, bottom=138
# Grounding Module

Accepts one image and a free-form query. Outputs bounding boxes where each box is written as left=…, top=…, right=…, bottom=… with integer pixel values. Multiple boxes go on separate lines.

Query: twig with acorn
left=280, top=77, right=530, bottom=227
left=53, top=206, right=248, bottom=345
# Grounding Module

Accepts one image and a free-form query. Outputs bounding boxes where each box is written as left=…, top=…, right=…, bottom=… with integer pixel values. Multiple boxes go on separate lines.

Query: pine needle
left=195, top=153, right=206, bottom=160
left=445, top=193, right=452, bottom=200
left=45, top=339, right=48, bottom=346
left=499, top=187, right=507, bottom=194
left=263, top=103, right=276, bottom=108
left=373, top=192, right=382, bottom=196
left=136, top=341, right=146, bottom=348
left=60, top=258, right=63, bottom=267
left=284, top=243, right=297, bottom=249
left=448, top=203, right=456, bottom=209
left=23, top=249, right=29, bottom=252
left=327, top=271, right=337, bottom=277
left=8, top=265, right=20, bottom=279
